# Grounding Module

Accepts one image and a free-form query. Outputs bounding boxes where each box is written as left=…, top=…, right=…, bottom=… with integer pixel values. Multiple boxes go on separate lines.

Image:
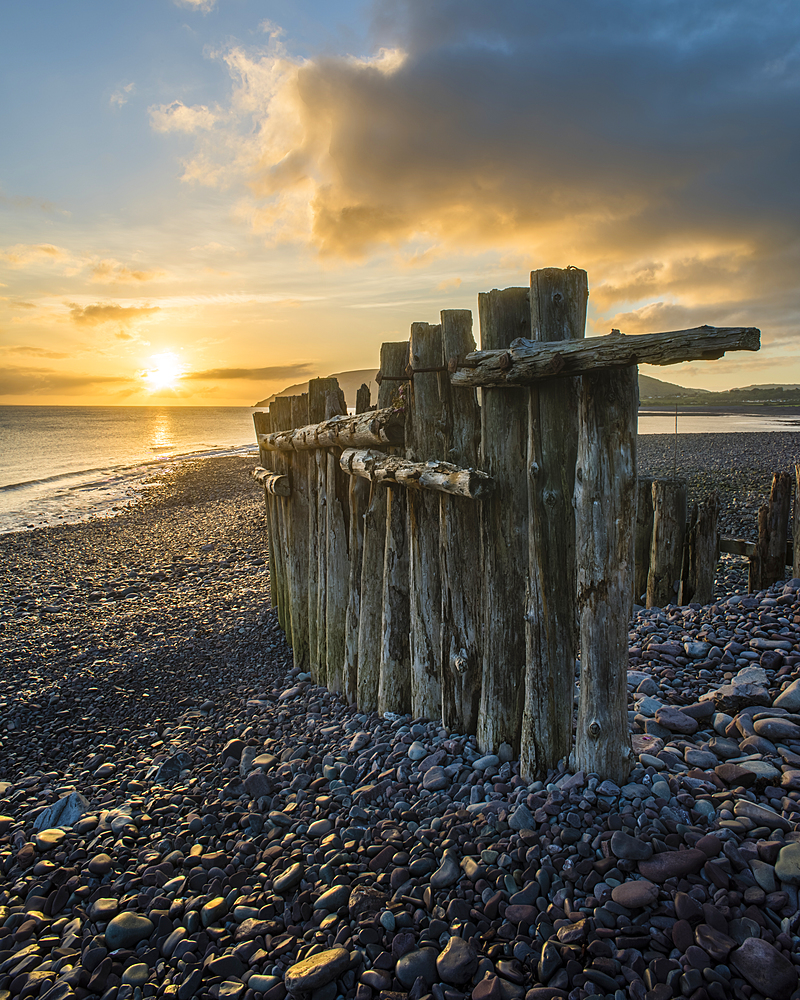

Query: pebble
left=3, top=448, right=800, bottom=1000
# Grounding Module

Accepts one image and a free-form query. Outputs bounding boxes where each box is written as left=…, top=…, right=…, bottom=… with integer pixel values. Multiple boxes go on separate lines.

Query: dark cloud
left=68, top=303, right=160, bottom=326
left=0, top=367, right=130, bottom=396
left=186, top=364, right=314, bottom=381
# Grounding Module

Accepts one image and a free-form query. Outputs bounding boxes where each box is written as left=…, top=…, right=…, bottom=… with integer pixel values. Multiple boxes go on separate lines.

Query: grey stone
left=285, top=947, right=351, bottom=993
left=508, top=804, right=535, bottom=831
left=33, top=791, right=90, bottom=831
left=610, top=831, right=653, bottom=861
left=775, top=677, right=800, bottom=711
left=731, top=937, right=797, bottom=1000
left=430, top=851, right=461, bottom=888
left=155, top=752, right=191, bottom=783
left=396, top=948, right=439, bottom=988
left=105, top=913, right=154, bottom=950
left=437, top=936, right=478, bottom=985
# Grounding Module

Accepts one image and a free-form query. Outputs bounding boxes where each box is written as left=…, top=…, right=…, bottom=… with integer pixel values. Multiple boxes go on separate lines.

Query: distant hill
left=254, top=369, right=379, bottom=409
left=254, top=368, right=797, bottom=409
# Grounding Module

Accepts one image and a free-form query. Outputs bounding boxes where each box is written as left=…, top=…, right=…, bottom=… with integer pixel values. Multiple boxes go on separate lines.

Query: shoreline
left=2, top=452, right=800, bottom=1000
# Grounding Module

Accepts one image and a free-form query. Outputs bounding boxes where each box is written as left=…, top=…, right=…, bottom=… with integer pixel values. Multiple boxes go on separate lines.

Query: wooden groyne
left=253, top=266, right=760, bottom=782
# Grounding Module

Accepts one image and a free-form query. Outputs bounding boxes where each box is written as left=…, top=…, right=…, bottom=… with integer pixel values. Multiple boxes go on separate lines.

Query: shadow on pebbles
left=1, top=454, right=800, bottom=1000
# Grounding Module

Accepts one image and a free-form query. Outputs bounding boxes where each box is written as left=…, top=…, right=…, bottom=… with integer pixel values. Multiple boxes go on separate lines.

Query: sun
left=142, top=352, right=186, bottom=391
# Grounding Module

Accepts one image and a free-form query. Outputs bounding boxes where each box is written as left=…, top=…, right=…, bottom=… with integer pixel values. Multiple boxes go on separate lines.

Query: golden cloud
left=68, top=303, right=160, bottom=327
left=149, top=100, right=220, bottom=134
left=90, top=259, right=166, bottom=283
left=0, top=243, right=67, bottom=267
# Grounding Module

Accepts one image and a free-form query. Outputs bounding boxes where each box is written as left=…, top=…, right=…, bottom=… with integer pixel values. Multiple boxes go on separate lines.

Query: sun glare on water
left=142, top=352, right=186, bottom=391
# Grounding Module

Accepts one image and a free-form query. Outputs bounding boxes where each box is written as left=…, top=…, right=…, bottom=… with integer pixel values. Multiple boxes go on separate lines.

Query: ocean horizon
left=3, top=403, right=800, bottom=536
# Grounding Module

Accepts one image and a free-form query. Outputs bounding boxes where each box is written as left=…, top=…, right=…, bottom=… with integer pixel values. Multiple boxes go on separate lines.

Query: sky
left=1, top=0, right=799, bottom=406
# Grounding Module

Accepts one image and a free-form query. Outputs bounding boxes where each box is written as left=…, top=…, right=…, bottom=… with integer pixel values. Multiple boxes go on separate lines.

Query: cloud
left=68, top=303, right=160, bottom=327
left=110, top=82, right=135, bottom=108
left=176, top=0, right=216, bottom=11
left=186, top=363, right=314, bottom=381
left=156, top=1, right=800, bottom=350
left=3, top=345, right=70, bottom=359
left=0, top=366, right=130, bottom=396
left=90, top=259, right=166, bottom=283
left=0, top=192, right=61, bottom=215
left=149, top=100, right=219, bottom=133
left=0, top=243, right=67, bottom=267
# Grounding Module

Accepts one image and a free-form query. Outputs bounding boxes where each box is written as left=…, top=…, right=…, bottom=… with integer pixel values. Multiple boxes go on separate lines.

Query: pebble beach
left=3, top=434, right=800, bottom=1000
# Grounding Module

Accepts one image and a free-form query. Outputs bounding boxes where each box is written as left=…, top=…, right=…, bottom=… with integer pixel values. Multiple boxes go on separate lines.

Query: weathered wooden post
left=407, top=322, right=445, bottom=719
left=439, top=309, right=482, bottom=735
left=288, top=394, right=310, bottom=671
left=253, top=409, right=277, bottom=609
left=647, top=479, right=687, bottom=607
left=343, top=386, right=372, bottom=704
left=750, top=471, right=792, bottom=591
left=634, top=477, right=655, bottom=605
left=572, top=365, right=637, bottom=782
left=476, top=288, right=530, bottom=753
left=356, top=344, right=407, bottom=711
left=794, top=465, right=800, bottom=581
left=271, top=396, right=293, bottom=639
left=307, top=378, right=337, bottom=684
left=325, top=383, right=349, bottom=693
left=378, top=345, right=412, bottom=716
left=680, top=493, right=719, bottom=605
left=521, top=266, right=587, bottom=780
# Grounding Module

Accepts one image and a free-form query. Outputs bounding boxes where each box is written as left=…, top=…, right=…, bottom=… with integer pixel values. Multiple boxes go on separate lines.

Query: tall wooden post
left=343, top=387, right=371, bottom=704
left=271, top=396, right=293, bottom=641
left=794, top=465, right=800, bottom=581
left=407, top=322, right=444, bottom=720
left=520, top=267, right=587, bottom=780
left=357, top=344, right=406, bottom=711
left=750, top=472, right=792, bottom=591
left=647, top=479, right=687, bottom=607
left=378, top=344, right=412, bottom=716
left=325, top=383, right=349, bottom=693
left=253, top=409, right=276, bottom=610
left=307, top=378, right=337, bottom=684
left=634, top=477, right=655, bottom=605
left=439, top=309, right=482, bottom=734
left=477, top=288, right=530, bottom=753
left=680, top=494, right=719, bottom=605
left=288, top=394, right=310, bottom=671
left=572, top=365, right=637, bottom=783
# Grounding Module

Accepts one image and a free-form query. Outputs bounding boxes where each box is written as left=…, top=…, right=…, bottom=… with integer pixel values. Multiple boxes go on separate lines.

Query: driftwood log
left=339, top=449, right=493, bottom=499
left=258, top=408, right=404, bottom=452
left=251, top=466, right=291, bottom=496
left=451, top=325, right=760, bottom=387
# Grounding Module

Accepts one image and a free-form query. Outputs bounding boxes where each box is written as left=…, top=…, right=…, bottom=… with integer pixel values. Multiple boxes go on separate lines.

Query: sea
left=3, top=404, right=800, bottom=536
left=0, top=406, right=262, bottom=535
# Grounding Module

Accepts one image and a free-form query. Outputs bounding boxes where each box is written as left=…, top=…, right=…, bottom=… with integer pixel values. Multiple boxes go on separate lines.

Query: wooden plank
left=476, top=287, right=530, bottom=754
left=288, top=395, right=310, bottom=671
left=325, top=383, right=349, bottom=694
left=307, top=378, right=337, bottom=685
left=520, top=267, right=586, bottom=780
left=343, top=385, right=372, bottom=705
left=647, top=479, right=687, bottom=607
left=719, top=535, right=756, bottom=558
left=251, top=467, right=291, bottom=497
left=572, top=365, right=638, bottom=783
left=439, top=308, right=483, bottom=736
left=357, top=343, right=407, bottom=713
left=377, top=343, right=412, bottom=716
left=258, top=408, right=404, bottom=452
left=407, top=321, right=444, bottom=720
left=450, top=325, right=761, bottom=387
left=340, top=448, right=493, bottom=499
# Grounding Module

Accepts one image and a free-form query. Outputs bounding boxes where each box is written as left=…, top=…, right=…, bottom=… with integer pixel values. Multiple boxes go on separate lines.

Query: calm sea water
left=2, top=404, right=800, bottom=536
left=0, top=406, right=261, bottom=535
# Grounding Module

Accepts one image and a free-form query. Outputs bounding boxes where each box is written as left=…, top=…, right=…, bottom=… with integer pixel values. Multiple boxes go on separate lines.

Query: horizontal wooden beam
left=719, top=534, right=793, bottom=564
left=450, top=325, right=760, bottom=387
left=257, top=407, right=404, bottom=453
left=252, top=466, right=291, bottom=497
left=340, top=448, right=495, bottom=500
